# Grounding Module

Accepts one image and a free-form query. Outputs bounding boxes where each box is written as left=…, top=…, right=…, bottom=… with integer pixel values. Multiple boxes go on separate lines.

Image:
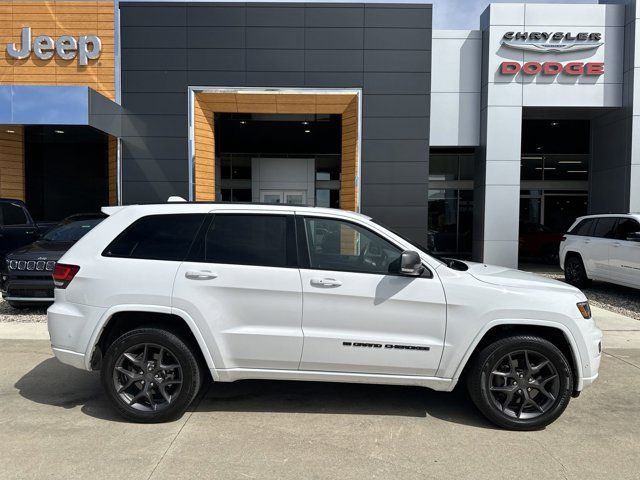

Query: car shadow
left=15, top=358, right=498, bottom=429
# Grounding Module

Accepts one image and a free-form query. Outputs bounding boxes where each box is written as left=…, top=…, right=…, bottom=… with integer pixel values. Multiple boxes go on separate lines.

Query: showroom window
left=428, top=148, right=475, bottom=258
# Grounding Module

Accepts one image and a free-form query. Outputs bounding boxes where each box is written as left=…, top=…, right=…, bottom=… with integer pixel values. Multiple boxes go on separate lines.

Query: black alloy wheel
left=101, top=328, right=202, bottom=423
left=468, top=336, right=573, bottom=430
left=564, top=255, right=589, bottom=288
left=112, top=343, right=183, bottom=412
left=486, top=350, right=560, bottom=420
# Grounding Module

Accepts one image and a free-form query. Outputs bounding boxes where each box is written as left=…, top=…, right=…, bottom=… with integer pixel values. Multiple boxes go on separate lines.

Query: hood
left=6, top=240, right=74, bottom=261
left=465, top=261, right=581, bottom=294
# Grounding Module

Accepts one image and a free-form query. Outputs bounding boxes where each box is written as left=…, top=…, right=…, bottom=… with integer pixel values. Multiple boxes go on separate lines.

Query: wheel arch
left=86, top=305, right=218, bottom=380
left=453, top=321, right=581, bottom=395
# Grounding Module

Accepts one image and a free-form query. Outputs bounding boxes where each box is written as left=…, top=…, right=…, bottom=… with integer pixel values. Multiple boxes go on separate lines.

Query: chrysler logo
left=501, top=31, right=603, bottom=53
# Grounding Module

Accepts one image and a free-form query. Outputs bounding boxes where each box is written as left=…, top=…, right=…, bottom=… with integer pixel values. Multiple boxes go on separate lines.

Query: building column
left=473, top=105, right=522, bottom=268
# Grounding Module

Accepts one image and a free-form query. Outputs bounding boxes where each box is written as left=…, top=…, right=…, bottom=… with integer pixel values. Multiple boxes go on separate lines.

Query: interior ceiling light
left=6, top=129, right=15, bottom=133
left=304, top=129, right=311, bottom=133
left=521, top=155, right=543, bottom=160
left=239, top=120, right=246, bottom=125
left=558, top=160, right=582, bottom=164
left=54, top=129, right=64, bottom=134
left=536, top=146, right=543, bottom=150
left=568, top=170, right=588, bottom=173
left=550, top=122, right=560, bottom=126
left=301, top=121, right=309, bottom=125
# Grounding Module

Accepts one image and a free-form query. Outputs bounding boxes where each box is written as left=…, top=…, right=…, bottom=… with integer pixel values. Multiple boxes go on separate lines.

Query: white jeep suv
left=560, top=214, right=640, bottom=290
left=48, top=203, right=602, bottom=430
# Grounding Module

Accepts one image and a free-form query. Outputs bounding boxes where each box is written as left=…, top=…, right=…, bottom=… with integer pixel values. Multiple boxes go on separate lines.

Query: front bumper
left=575, top=316, right=603, bottom=391
left=1, top=273, right=54, bottom=303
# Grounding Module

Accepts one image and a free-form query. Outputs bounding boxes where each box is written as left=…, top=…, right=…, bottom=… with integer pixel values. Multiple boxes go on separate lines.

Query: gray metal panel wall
left=119, top=1, right=432, bottom=242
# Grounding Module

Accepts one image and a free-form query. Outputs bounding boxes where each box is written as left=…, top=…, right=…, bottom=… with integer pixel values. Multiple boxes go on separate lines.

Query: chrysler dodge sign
left=6, top=27, right=101, bottom=66
left=499, top=31, right=604, bottom=77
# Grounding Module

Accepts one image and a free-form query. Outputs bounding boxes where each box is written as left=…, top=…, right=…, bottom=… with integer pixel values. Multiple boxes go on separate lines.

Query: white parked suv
left=48, top=203, right=602, bottom=430
left=560, top=214, right=640, bottom=290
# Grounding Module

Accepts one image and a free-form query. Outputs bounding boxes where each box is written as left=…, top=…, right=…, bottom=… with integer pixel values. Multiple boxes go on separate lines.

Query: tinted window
left=204, top=214, right=294, bottom=268
left=592, top=217, right=618, bottom=239
left=0, top=203, right=28, bottom=226
left=571, top=219, right=594, bottom=236
left=614, top=218, right=640, bottom=240
left=43, top=219, right=103, bottom=242
left=304, top=217, right=402, bottom=275
left=104, top=214, right=205, bottom=261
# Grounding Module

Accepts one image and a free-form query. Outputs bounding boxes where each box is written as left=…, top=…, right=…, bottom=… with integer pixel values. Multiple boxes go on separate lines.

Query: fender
left=448, top=318, right=584, bottom=391
left=83, top=304, right=219, bottom=381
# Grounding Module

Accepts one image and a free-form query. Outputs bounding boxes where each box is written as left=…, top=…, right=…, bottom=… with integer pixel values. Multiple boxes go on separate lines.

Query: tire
left=564, top=255, right=590, bottom=288
left=467, top=335, right=573, bottom=431
left=101, top=327, right=202, bottom=423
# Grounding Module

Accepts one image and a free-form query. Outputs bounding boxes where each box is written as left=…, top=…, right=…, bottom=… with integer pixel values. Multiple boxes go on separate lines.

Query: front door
left=172, top=211, right=303, bottom=370
left=297, top=215, right=447, bottom=377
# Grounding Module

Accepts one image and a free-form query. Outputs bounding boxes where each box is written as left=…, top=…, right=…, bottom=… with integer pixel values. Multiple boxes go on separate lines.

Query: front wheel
left=101, top=328, right=202, bottom=423
left=467, top=335, right=573, bottom=430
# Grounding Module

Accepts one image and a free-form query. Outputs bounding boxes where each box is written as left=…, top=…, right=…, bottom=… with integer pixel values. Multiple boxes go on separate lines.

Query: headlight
left=577, top=301, right=591, bottom=319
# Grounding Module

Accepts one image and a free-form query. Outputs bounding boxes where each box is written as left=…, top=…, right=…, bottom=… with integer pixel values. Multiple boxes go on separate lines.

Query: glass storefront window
left=427, top=189, right=473, bottom=256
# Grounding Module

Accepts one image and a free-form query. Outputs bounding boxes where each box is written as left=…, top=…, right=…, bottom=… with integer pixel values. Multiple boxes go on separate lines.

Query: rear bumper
left=51, top=347, right=86, bottom=369
left=47, top=296, right=107, bottom=371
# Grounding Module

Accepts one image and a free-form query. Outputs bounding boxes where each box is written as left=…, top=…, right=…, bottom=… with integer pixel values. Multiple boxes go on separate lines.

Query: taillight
left=560, top=236, right=566, bottom=242
left=52, top=263, right=80, bottom=288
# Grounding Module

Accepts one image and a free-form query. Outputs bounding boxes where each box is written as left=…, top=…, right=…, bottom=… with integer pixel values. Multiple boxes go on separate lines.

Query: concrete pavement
left=0, top=309, right=639, bottom=479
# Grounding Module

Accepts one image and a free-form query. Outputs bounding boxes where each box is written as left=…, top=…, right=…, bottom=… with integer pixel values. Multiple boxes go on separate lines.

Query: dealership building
left=1, top=0, right=639, bottom=267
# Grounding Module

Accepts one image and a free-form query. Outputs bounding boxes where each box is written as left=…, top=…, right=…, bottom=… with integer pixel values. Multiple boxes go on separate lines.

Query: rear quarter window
left=569, top=219, right=594, bottom=236
left=103, top=214, right=206, bottom=261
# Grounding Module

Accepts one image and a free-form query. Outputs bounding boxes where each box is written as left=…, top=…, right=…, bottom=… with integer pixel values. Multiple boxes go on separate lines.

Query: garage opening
left=215, top=113, right=341, bottom=207
left=519, top=118, right=589, bottom=263
left=25, top=125, right=111, bottom=221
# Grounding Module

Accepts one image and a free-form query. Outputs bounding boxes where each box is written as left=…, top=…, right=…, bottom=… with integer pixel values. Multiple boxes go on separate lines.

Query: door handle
left=583, top=239, right=591, bottom=244
left=310, top=277, right=342, bottom=288
left=612, top=242, right=621, bottom=248
left=185, top=270, right=217, bottom=280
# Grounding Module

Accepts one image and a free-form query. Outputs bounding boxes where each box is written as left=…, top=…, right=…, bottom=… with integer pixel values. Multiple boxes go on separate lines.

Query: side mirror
left=399, top=250, right=424, bottom=276
left=626, top=232, right=640, bottom=242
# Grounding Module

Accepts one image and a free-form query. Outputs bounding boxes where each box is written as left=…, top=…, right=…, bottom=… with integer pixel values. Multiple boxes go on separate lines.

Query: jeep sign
left=6, top=27, right=101, bottom=66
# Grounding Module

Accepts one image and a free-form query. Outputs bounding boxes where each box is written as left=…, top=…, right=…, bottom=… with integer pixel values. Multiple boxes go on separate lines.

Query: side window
left=103, top=214, right=206, bottom=261
left=204, top=214, right=295, bottom=268
left=615, top=218, right=640, bottom=240
left=592, top=217, right=618, bottom=239
left=571, top=219, right=594, bottom=236
left=0, top=203, right=29, bottom=226
left=303, top=217, right=402, bottom=275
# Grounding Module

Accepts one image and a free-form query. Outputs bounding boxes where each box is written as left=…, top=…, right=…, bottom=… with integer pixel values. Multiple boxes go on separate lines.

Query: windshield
left=43, top=218, right=103, bottom=242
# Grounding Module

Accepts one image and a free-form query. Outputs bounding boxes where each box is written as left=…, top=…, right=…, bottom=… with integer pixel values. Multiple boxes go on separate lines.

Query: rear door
left=584, top=217, right=618, bottom=279
left=172, top=211, right=304, bottom=370
left=297, top=215, right=447, bottom=377
left=610, top=217, right=640, bottom=287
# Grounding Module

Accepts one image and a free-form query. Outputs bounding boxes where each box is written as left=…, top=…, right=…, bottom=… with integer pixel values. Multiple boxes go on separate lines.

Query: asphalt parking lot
left=0, top=307, right=639, bottom=480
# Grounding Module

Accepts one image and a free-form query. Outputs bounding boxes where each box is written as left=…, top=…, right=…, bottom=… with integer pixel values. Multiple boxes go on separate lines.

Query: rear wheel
left=564, top=255, right=590, bottom=288
left=467, top=335, right=573, bottom=430
left=101, top=328, right=202, bottom=423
